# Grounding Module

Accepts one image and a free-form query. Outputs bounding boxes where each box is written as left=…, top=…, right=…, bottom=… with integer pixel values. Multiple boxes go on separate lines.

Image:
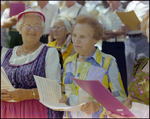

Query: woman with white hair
left=1, top=7, right=61, bottom=118
left=47, top=17, right=75, bottom=61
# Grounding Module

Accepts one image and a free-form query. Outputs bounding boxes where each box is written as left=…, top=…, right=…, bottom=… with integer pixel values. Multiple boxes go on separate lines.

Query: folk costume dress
left=62, top=47, right=127, bottom=118
left=1, top=44, right=61, bottom=118
left=128, top=58, right=149, bottom=118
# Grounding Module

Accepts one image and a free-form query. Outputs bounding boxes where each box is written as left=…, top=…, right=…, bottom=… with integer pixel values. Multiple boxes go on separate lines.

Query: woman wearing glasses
left=1, top=8, right=62, bottom=118
left=47, top=17, right=75, bottom=61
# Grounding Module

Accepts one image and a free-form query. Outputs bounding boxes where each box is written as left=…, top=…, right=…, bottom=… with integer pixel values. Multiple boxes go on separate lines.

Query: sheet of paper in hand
left=1, top=67, right=15, bottom=91
left=72, top=77, right=135, bottom=117
left=115, top=10, right=140, bottom=30
left=1, top=67, right=16, bottom=102
left=34, top=75, right=85, bottom=111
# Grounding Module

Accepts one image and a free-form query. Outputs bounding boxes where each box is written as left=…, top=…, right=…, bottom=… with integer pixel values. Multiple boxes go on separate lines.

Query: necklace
left=22, top=43, right=40, bottom=56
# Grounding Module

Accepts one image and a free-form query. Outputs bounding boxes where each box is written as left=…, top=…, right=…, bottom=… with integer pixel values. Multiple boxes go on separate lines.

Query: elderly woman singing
left=60, top=14, right=127, bottom=118
left=1, top=8, right=62, bottom=118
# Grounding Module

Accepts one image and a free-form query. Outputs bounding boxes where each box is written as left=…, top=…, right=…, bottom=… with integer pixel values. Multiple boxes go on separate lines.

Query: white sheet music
left=34, top=75, right=85, bottom=111
left=1, top=67, right=16, bottom=102
left=1, top=67, right=15, bottom=91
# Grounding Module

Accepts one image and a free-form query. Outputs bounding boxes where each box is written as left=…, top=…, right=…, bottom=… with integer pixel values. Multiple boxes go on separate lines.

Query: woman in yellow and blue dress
left=60, top=14, right=127, bottom=118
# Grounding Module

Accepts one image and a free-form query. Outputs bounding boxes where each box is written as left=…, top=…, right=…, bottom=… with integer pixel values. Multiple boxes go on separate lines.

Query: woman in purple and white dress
left=1, top=8, right=62, bottom=118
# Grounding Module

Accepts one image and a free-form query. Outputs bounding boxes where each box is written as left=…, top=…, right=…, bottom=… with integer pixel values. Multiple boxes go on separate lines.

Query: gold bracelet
left=32, top=89, right=35, bottom=99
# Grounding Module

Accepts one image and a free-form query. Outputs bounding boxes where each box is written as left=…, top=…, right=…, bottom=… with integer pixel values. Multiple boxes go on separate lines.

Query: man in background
left=51, top=1, right=88, bottom=26
left=98, top=1, right=128, bottom=94
left=1, top=1, right=24, bottom=48
left=121, top=1, right=149, bottom=86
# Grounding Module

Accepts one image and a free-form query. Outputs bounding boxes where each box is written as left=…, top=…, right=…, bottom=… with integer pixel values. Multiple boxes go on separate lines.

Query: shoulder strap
left=77, top=5, right=83, bottom=16
left=58, top=8, right=60, bottom=14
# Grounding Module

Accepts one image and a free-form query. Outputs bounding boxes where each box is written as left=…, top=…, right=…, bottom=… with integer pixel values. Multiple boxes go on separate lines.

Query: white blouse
left=1, top=44, right=61, bottom=84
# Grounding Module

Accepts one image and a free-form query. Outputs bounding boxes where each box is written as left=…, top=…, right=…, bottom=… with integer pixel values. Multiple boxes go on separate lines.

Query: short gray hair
left=16, top=13, right=45, bottom=34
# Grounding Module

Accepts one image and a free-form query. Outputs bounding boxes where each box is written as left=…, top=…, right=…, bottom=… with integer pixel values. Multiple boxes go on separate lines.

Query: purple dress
left=1, top=46, right=62, bottom=118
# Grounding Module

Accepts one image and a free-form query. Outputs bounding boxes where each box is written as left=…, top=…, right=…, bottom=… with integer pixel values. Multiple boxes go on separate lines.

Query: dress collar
left=65, top=47, right=103, bottom=66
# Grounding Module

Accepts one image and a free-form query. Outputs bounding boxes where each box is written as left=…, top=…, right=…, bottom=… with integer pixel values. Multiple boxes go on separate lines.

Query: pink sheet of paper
left=10, top=3, right=25, bottom=17
left=72, top=77, right=135, bottom=117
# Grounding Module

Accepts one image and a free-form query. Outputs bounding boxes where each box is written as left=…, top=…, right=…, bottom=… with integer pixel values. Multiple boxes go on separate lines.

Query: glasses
left=22, top=23, right=42, bottom=30
left=51, top=26, right=65, bottom=31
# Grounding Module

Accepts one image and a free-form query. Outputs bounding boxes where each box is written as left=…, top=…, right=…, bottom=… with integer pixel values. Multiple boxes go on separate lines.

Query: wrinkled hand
left=121, top=24, right=131, bottom=34
left=105, top=111, right=136, bottom=118
left=1, top=89, right=12, bottom=101
left=59, top=96, right=66, bottom=103
left=7, top=89, right=32, bottom=102
left=80, top=100, right=100, bottom=115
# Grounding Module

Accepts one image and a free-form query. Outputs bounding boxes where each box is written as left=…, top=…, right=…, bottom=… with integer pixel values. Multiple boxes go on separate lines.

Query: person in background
left=98, top=1, right=128, bottom=94
left=1, top=8, right=61, bottom=118
left=34, top=1, right=59, bottom=44
left=122, top=1, right=149, bottom=86
left=51, top=1, right=88, bottom=28
left=60, top=14, right=127, bottom=118
left=47, top=18, right=75, bottom=100
left=47, top=17, right=75, bottom=61
left=1, top=1, right=8, bottom=47
left=106, top=11, right=149, bottom=118
left=77, top=1, right=86, bottom=6
left=49, top=1, right=89, bottom=43
left=1, top=1, right=25, bottom=48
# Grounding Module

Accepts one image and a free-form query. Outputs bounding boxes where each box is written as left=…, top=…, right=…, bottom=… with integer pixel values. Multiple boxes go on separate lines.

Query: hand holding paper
left=1, top=67, right=15, bottom=92
left=116, top=10, right=140, bottom=30
left=34, top=75, right=85, bottom=111
left=80, top=100, right=100, bottom=115
left=72, top=77, right=135, bottom=117
left=1, top=67, right=16, bottom=102
left=105, top=110, right=136, bottom=118
left=121, top=24, right=131, bottom=33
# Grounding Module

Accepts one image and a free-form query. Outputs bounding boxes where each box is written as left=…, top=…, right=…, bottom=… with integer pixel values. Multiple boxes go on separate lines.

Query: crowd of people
left=1, top=1, right=149, bottom=118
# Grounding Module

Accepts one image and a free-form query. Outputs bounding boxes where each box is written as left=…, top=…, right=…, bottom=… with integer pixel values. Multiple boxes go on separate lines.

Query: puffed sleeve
left=45, top=47, right=61, bottom=84
left=107, top=59, right=127, bottom=103
left=1, top=46, right=9, bottom=64
left=1, top=8, right=10, bottom=23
